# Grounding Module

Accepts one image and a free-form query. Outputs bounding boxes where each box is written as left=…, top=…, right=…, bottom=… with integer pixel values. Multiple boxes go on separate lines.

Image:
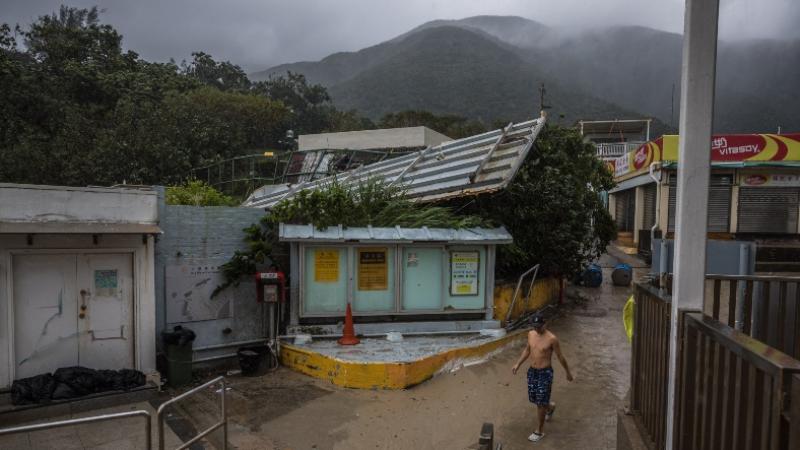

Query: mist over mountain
left=252, top=15, right=799, bottom=134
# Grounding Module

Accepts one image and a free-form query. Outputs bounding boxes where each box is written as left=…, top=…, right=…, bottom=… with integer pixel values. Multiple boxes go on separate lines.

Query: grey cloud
left=1, top=0, right=797, bottom=72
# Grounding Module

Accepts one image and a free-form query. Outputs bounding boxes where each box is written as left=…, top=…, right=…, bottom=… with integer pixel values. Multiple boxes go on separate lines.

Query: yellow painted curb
left=279, top=330, right=528, bottom=389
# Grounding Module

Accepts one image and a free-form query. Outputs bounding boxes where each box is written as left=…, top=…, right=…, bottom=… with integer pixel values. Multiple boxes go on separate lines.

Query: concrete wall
left=298, top=126, right=451, bottom=151
left=154, top=197, right=267, bottom=364
left=0, top=183, right=157, bottom=225
left=492, top=278, right=562, bottom=325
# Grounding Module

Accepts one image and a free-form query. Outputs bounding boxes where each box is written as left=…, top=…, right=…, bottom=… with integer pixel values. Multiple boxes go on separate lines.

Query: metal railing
left=595, top=142, right=644, bottom=159
left=157, top=376, right=227, bottom=450
left=630, top=282, right=672, bottom=449
left=706, top=274, right=800, bottom=359
left=0, top=410, right=152, bottom=449
left=504, top=264, right=540, bottom=324
left=676, top=313, right=800, bottom=450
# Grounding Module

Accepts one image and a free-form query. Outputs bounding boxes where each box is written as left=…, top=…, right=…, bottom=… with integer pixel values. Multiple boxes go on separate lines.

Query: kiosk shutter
left=738, top=187, right=800, bottom=234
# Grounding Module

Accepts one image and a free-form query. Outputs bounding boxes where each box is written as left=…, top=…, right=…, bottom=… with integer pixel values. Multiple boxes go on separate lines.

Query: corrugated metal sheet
left=279, top=223, right=513, bottom=244
left=244, top=115, right=546, bottom=208
left=642, top=183, right=657, bottom=230
left=668, top=173, right=733, bottom=232
left=738, top=187, right=800, bottom=234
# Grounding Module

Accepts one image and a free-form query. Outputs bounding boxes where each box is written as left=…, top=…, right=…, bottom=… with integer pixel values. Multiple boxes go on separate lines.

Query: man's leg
left=537, top=405, right=547, bottom=433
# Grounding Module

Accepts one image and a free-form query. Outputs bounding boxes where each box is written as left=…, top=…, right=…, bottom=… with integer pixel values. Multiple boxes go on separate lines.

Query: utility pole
left=666, top=0, right=719, bottom=448
left=539, top=83, right=552, bottom=113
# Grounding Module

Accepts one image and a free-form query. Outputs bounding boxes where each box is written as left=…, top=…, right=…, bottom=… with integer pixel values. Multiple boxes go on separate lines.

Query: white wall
left=0, top=184, right=158, bottom=225
left=298, top=126, right=451, bottom=151
left=0, top=234, right=156, bottom=388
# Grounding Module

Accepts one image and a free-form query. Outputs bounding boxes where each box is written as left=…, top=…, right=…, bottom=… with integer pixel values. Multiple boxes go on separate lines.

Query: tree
left=459, top=125, right=616, bottom=278
left=182, top=52, right=251, bottom=92
left=252, top=72, right=343, bottom=136
left=166, top=180, right=239, bottom=206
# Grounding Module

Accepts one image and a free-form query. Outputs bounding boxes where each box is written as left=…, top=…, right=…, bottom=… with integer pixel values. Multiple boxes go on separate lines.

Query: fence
left=630, top=283, right=672, bottom=449
left=0, top=410, right=152, bottom=448
left=157, top=375, right=227, bottom=450
left=676, top=313, right=800, bottom=450
left=707, top=274, right=800, bottom=359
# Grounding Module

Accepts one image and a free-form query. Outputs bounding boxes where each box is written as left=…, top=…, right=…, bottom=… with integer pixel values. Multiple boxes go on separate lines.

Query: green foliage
left=0, top=7, right=368, bottom=187
left=165, top=180, right=239, bottom=206
left=461, top=125, right=616, bottom=278
left=214, top=178, right=485, bottom=294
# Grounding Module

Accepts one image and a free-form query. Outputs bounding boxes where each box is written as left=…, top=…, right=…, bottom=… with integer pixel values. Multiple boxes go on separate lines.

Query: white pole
left=665, top=0, right=720, bottom=448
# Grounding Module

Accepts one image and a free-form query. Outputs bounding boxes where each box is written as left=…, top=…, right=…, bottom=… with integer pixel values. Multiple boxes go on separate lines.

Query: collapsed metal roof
left=243, top=113, right=547, bottom=208
left=279, top=223, right=513, bottom=244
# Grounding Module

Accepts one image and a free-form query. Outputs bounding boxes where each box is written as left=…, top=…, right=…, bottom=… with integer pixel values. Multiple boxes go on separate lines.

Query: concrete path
left=0, top=401, right=182, bottom=450
left=174, top=253, right=639, bottom=450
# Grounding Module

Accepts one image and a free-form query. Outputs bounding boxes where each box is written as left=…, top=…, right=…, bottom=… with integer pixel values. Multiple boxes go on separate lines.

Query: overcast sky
left=2, top=0, right=798, bottom=72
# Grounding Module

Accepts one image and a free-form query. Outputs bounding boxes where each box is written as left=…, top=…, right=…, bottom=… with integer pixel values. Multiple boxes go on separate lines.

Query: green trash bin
left=162, top=326, right=195, bottom=388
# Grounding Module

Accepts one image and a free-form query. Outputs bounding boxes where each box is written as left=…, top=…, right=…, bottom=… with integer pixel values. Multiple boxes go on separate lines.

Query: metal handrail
left=504, top=264, right=540, bottom=324
left=706, top=273, right=800, bottom=282
left=157, top=376, right=227, bottom=450
left=0, top=410, right=152, bottom=449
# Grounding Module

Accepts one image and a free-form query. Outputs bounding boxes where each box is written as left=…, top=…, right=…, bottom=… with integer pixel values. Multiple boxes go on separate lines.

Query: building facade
left=608, top=134, right=800, bottom=270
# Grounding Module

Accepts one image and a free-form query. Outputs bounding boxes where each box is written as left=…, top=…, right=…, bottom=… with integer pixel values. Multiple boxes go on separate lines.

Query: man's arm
left=553, top=338, right=574, bottom=381
left=512, top=341, right=530, bottom=374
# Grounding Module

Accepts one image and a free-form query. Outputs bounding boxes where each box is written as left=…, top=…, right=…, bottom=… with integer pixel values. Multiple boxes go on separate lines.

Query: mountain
left=252, top=16, right=800, bottom=134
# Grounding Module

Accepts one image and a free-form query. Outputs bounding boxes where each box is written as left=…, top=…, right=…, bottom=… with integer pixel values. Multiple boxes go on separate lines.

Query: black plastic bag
left=162, top=325, right=196, bottom=346
left=11, top=373, right=57, bottom=405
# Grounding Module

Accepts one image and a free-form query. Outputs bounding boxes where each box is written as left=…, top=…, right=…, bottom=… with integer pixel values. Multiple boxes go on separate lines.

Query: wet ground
left=174, top=249, right=643, bottom=450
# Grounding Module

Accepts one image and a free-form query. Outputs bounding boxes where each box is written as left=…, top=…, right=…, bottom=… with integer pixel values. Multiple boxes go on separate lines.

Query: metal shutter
left=708, top=175, right=732, bottom=232
left=668, top=174, right=732, bottom=232
left=738, top=187, right=800, bottom=234
left=668, top=174, right=677, bottom=231
left=615, top=189, right=634, bottom=232
left=642, top=183, right=657, bottom=230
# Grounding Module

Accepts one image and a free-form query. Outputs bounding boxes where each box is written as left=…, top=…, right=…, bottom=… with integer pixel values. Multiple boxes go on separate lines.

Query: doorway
left=12, top=253, right=134, bottom=379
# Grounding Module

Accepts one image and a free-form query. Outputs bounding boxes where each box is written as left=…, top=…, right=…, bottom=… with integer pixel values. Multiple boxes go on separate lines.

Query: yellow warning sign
left=451, top=251, right=479, bottom=295
left=314, top=249, right=340, bottom=282
left=358, top=247, right=388, bottom=291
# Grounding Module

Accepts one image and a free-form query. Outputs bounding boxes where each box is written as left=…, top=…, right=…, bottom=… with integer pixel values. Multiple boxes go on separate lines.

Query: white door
left=13, top=254, right=79, bottom=379
left=77, top=254, right=134, bottom=370
left=12, top=253, right=134, bottom=379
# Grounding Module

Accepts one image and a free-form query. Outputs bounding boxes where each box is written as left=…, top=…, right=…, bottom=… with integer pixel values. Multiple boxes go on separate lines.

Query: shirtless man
left=512, top=313, right=574, bottom=443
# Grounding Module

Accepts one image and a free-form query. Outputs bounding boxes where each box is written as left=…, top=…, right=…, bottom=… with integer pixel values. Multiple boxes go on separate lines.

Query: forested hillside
left=254, top=15, right=800, bottom=133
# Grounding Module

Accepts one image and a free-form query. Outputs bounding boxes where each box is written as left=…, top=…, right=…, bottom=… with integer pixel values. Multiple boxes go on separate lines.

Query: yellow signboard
left=451, top=251, right=480, bottom=295
left=314, top=249, right=340, bottom=282
left=358, top=247, right=388, bottom=291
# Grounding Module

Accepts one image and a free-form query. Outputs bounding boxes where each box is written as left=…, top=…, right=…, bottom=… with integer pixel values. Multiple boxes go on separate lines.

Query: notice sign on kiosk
left=314, top=249, right=340, bottom=282
left=358, top=247, right=388, bottom=290
left=451, top=251, right=479, bottom=295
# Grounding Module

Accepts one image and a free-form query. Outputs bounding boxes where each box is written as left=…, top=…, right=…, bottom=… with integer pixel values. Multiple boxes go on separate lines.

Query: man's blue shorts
left=527, top=367, right=554, bottom=406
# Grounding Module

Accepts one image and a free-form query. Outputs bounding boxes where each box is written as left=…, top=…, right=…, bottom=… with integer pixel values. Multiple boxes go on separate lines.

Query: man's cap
left=531, top=313, right=545, bottom=328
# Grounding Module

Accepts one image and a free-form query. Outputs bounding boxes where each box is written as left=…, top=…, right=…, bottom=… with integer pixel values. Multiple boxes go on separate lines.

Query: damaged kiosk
left=280, top=223, right=513, bottom=335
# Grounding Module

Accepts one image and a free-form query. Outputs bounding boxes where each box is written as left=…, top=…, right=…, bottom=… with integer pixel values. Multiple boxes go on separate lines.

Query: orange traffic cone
left=338, top=302, right=360, bottom=345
